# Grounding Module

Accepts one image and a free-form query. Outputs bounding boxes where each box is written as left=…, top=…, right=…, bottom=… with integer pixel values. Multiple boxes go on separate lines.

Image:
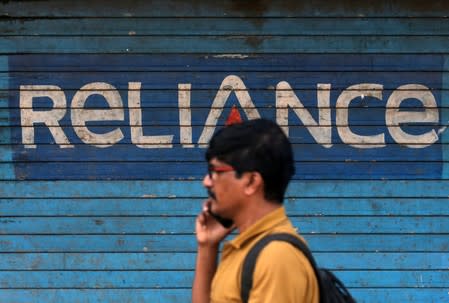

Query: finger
left=196, top=212, right=206, bottom=227
left=202, top=199, right=212, bottom=212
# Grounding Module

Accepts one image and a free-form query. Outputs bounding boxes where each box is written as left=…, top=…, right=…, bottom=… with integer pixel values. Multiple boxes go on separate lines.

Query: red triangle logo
left=225, top=105, right=243, bottom=126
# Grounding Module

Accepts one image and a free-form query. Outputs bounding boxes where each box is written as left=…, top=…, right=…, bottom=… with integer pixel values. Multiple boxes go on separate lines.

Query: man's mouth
left=207, top=189, right=216, bottom=200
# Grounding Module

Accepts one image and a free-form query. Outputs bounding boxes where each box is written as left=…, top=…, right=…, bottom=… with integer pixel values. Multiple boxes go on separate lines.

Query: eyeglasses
left=207, top=164, right=235, bottom=179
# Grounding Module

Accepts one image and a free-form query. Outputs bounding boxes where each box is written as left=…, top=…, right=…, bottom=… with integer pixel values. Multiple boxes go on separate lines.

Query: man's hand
left=192, top=201, right=234, bottom=303
left=195, top=201, right=234, bottom=248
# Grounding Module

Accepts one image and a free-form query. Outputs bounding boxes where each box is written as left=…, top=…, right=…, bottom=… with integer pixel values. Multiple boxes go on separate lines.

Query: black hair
left=206, top=118, right=295, bottom=203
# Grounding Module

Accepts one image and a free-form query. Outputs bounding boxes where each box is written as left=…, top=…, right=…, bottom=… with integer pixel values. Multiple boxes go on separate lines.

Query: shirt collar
left=228, top=206, right=288, bottom=249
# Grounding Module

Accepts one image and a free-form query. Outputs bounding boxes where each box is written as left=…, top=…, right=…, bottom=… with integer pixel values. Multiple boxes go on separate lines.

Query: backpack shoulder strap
left=240, top=233, right=320, bottom=303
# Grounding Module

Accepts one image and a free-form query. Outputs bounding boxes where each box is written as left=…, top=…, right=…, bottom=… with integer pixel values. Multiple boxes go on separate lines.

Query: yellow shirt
left=210, top=207, right=319, bottom=303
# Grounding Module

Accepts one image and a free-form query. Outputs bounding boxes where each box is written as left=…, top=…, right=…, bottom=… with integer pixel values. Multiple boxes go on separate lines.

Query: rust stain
left=224, top=1, right=449, bottom=18
left=226, top=0, right=307, bottom=19
left=228, top=0, right=270, bottom=17
left=227, top=0, right=270, bottom=28
left=95, top=219, right=104, bottom=226
left=390, top=1, right=449, bottom=13
left=245, top=36, right=264, bottom=49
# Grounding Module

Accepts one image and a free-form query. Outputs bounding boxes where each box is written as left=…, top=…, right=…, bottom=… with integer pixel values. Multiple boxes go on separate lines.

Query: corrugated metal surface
left=0, top=1, right=448, bottom=302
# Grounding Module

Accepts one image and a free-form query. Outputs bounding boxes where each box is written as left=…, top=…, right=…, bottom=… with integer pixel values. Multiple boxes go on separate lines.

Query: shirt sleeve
left=247, top=241, right=319, bottom=303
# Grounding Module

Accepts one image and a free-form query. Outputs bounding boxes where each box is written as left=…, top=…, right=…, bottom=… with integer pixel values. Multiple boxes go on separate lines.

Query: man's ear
left=243, top=172, right=263, bottom=196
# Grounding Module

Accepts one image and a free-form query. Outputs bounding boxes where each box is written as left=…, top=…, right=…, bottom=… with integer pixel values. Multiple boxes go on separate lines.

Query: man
left=192, top=118, right=319, bottom=303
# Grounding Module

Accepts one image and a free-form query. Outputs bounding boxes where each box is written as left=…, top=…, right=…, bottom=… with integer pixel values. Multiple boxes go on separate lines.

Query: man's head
left=205, top=118, right=295, bottom=204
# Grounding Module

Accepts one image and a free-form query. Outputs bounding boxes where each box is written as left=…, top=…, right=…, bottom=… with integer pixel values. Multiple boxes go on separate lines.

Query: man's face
left=203, top=158, right=245, bottom=219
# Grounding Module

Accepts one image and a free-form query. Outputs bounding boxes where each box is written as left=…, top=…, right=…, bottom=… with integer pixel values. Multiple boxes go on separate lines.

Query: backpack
left=240, top=233, right=357, bottom=303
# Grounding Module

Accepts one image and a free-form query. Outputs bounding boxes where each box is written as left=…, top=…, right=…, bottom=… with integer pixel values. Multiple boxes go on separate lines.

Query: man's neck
left=235, top=200, right=281, bottom=233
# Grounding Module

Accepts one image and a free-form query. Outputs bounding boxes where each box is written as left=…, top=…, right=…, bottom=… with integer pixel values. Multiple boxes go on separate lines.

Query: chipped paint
left=212, top=54, right=249, bottom=59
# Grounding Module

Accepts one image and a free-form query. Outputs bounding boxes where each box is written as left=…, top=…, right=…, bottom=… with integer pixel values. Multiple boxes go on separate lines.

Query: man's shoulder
left=248, top=233, right=320, bottom=303
left=257, top=236, right=311, bottom=267
left=249, top=232, right=313, bottom=276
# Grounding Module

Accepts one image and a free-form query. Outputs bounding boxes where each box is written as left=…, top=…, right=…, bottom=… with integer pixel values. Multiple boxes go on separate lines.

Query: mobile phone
left=207, top=205, right=234, bottom=228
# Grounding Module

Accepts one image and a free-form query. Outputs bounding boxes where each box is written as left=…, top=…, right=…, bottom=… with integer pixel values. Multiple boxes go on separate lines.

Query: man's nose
left=203, top=173, right=212, bottom=187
